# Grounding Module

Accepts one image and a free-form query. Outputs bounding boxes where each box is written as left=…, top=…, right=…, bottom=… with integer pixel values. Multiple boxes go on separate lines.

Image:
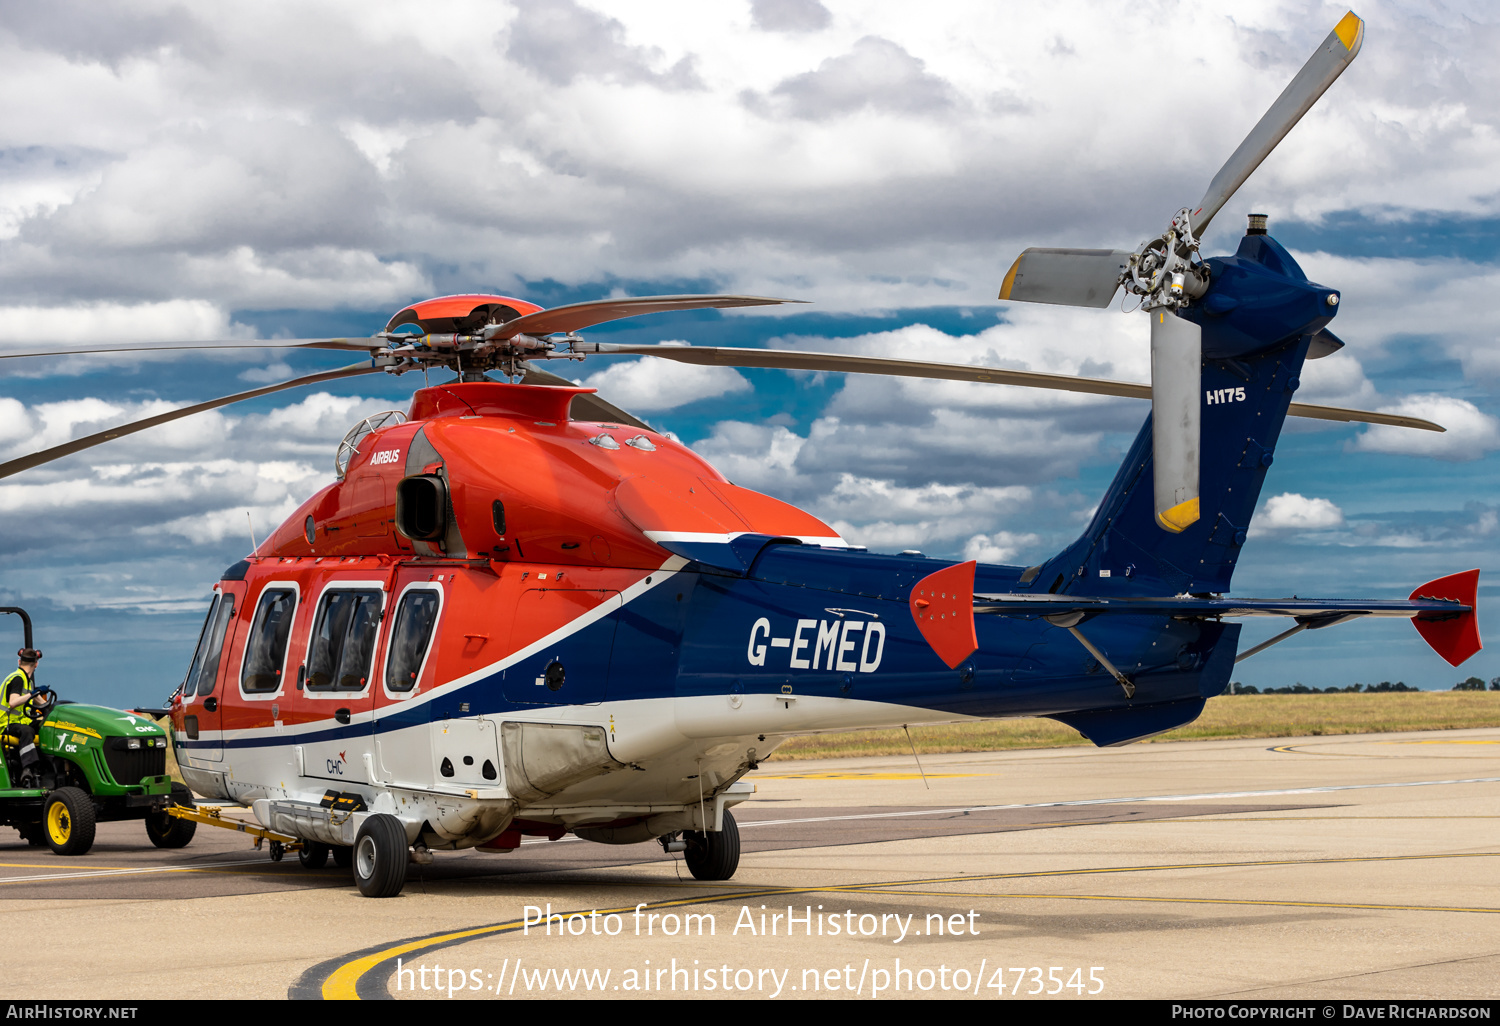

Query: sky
left=0, top=0, right=1496, bottom=707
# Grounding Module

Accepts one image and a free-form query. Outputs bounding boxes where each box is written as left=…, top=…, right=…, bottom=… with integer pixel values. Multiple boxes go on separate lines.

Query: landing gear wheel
left=353, top=814, right=409, bottom=898
left=145, top=783, right=197, bottom=849
left=44, top=786, right=96, bottom=857
left=298, top=842, right=329, bottom=869
left=331, top=844, right=353, bottom=869
left=683, top=808, right=740, bottom=881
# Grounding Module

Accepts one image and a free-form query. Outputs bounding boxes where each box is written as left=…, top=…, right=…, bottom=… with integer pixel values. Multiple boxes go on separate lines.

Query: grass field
left=766, top=691, right=1500, bottom=760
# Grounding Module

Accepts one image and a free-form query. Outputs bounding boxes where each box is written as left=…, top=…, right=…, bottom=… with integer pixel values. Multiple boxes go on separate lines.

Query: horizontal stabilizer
left=1409, top=569, right=1482, bottom=667
left=974, top=591, right=1473, bottom=623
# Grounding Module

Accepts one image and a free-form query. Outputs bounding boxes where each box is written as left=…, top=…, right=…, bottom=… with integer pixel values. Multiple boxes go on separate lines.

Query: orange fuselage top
left=259, top=382, right=839, bottom=568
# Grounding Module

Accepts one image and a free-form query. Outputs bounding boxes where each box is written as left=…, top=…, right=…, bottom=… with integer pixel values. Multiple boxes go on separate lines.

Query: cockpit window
left=241, top=588, right=296, bottom=694
left=307, top=589, right=383, bottom=692
left=181, top=596, right=218, bottom=701
left=191, top=594, right=236, bottom=698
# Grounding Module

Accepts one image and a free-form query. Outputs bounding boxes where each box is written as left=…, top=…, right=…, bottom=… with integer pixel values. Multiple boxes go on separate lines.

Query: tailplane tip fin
left=1409, top=569, right=1481, bottom=667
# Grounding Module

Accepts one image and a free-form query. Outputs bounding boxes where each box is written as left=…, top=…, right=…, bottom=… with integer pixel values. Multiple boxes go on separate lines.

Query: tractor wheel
left=298, top=842, right=330, bottom=869
left=353, top=815, right=409, bottom=898
left=145, top=783, right=197, bottom=849
left=330, top=844, right=353, bottom=869
left=44, top=787, right=96, bottom=857
left=683, top=809, right=740, bottom=881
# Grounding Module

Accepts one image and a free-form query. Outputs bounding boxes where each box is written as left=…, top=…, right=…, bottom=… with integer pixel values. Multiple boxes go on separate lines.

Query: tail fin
left=1028, top=232, right=1331, bottom=597
left=1032, top=333, right=1309, bottom=596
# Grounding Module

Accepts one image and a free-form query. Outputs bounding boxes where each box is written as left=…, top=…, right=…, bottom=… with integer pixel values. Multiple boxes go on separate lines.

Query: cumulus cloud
left=0, top=299, right=251, bottom=351
left=1250, top=493, right=1346, bottom=536
left=1352, top=395, right=1500, bottom=461
left=747, top=37, right=956, bottom=120
left=964, top=530, right=1042, bottom=564
left=504, top=0, right=702, bottom=90
left=575, top=353, right=751, bottom=411
left=750, top=0, right=832, bottom=34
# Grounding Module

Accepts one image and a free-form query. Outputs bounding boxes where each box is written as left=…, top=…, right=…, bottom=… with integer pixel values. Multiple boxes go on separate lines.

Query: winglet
left=1409, top=569, right=1481, bottom=667
left=910, top=561, right=978, bottom=669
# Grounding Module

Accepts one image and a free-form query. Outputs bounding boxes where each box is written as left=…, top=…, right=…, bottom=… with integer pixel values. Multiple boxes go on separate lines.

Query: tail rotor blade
left=1193, top=11, right=1364, bottom=234
left=999, top=248, right=1133, bottom=308
left=1150, top=309, right=1202, bottom=533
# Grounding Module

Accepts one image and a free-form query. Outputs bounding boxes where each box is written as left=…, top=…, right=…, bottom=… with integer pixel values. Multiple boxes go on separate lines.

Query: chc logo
left=746, top=617, right=886, bottom=673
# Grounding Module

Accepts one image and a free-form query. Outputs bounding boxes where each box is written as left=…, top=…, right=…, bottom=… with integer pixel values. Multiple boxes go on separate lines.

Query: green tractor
left=0, top=607, right=194, bottom=856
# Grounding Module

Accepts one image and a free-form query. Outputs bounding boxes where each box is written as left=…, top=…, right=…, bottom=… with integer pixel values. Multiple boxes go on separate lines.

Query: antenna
left=246, top=511, right=258, bottom=554
left=902, top=725, right=930, bottom=790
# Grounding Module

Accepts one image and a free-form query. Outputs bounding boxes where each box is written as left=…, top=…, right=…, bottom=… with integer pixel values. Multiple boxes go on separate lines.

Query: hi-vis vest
left=1, top=670, right=31, bottom=726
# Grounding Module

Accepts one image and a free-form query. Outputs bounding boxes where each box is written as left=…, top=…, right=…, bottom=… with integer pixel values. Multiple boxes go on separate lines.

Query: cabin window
left=188, top=594, right=236, bottom=699
left=307, top=589, right=383, bottom=692
left=385, top=590, right=440, bottom=693
left=241, top=588, right=297, bottom=694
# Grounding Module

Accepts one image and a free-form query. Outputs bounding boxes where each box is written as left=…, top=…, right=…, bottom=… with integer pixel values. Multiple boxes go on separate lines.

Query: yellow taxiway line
left=314, top=849, right=1500, bottom=1000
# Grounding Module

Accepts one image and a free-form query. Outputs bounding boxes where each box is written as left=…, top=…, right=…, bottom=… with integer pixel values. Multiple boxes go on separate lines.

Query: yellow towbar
left=166, top=804, right=302, bottom=859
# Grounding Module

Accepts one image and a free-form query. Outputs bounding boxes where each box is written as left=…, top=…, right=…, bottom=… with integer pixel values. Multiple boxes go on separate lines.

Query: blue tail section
left=1025, top=232, right=1337, bottom=598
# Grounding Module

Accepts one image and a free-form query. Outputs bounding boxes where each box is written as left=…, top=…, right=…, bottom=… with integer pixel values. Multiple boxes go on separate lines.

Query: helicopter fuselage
left=169, top=380, right=1228, bottom=852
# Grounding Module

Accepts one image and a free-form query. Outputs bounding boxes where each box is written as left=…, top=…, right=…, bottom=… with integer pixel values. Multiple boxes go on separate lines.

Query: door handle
left=335, top=708, right=350, bottom=725
left=203, top=697, right=218, bottom=712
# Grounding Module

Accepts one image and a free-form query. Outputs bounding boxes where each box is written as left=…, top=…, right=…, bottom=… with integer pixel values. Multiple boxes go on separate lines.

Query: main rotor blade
left=0, top=362, right=381, bottom=481
left=0, top=337, right=383, bottom=360
left=998, top=249, right=1132, bottom=308
left=574, top=343, right=1445, bottom=432
left=1149, top=309, right=1202, bottom=533
left=492, top=295, right=803, bottom=341
left=1193, top=11, right=1364, bottom=235
left=518, top=362, right=654, bottom=432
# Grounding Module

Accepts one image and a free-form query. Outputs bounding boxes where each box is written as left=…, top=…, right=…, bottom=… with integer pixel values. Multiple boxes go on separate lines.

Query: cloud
left=575, top=353, right=751, bottom=411
left=823, top=476, right=1038, bottom=554
left=0, top=0, right=214, bottom=68
left=964, top=530, right=1042, bottom=564
left=41, top=119, right=385, bottom=254
left=747, top=37, right=957, bottom=120
left=504, top=0, right=702, bottom=90
left=750, top=0, right=832, bottom=34
left=1251, top=493, right=1345, bottom=535
left=1352, top=395, right=1500, bottom=461
left=0, top=300, right=250, bottom=349
left=238, top=360, right=295, bottom=383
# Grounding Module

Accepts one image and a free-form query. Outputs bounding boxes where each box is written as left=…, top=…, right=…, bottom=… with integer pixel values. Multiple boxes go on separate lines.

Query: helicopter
left=0, top=11, right=1481, bottom=898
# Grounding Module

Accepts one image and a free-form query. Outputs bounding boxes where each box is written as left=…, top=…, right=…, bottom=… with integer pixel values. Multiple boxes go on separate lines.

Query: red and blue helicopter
left=0, top=11, right=1480, bottom=897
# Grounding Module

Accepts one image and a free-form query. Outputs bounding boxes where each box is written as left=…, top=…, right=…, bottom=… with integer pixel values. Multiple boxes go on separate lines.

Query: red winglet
left=1409, top=569, right=1482, bottom=668
left=909, top=561, right=978, bottom=669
